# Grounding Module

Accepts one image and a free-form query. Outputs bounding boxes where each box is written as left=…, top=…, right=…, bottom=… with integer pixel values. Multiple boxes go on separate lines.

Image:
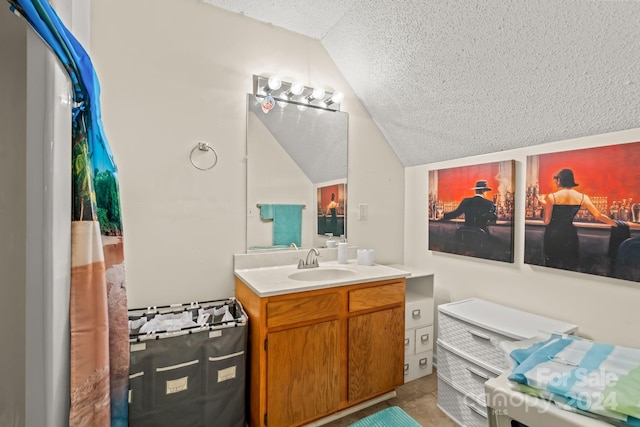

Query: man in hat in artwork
left=437, top=180, right=498, bottom=230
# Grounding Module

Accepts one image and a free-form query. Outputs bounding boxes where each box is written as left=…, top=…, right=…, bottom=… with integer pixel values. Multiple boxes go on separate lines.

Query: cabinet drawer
left=415, top=325, right=433, bottom=353
left=406, top=326, right=433, bottom=356
left=405, top=298, right=433, bottom=330
left=404, top=350, right=432, bottom=383
left=348, top=281, right=404, bottom=312
left=436, top=342, right=497, bottom=404
left=437, top=376, right=488, bottom=427
left=267, top=292, right=340, bottom=328
left=438, top=311, right=514, bottom=372
left=404, top=329, right=414, bottom=355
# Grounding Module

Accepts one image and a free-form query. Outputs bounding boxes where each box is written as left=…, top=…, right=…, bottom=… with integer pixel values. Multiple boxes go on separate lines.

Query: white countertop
left=234, top=260, right=411, bottom=297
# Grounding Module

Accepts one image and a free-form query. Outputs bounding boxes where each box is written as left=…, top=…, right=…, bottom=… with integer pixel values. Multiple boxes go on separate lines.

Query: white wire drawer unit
left=436, top=298, right=578, bottom=427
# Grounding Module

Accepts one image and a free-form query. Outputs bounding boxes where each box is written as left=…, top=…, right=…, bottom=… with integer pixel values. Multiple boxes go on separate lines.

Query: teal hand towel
left=273, top=204, right=303, bottom=247
left=259, top=204, right=274, bottom=220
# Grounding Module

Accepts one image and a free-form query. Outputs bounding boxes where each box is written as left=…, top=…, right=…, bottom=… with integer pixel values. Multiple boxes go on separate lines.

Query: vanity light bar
left=252, top=75, right=343, bottom=111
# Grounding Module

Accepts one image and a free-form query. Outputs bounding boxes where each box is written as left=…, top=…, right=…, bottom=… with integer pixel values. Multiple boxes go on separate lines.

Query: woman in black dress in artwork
left=542, top=169, right=616, bottom=269
left=326, top=193, right=339, bottom=236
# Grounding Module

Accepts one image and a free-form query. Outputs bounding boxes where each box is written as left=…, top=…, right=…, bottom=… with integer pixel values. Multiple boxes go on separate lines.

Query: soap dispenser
left=337, top=235, right=348, bottom=264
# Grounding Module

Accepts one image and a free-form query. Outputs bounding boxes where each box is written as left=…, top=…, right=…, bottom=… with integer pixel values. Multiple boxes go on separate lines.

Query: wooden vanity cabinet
left=235, top=277, right=406, bottom=427
left=267, top=319, right=340, bottom=426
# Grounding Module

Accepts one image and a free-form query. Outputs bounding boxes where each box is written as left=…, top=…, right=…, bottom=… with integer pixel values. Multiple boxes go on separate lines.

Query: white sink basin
left=234, top=259, right=411, bottom=296
left=288, top=267, right=357, bottom=282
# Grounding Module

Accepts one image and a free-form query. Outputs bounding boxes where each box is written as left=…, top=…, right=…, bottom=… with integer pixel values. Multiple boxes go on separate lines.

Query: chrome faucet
left=298, top=248, right=320, bottom=269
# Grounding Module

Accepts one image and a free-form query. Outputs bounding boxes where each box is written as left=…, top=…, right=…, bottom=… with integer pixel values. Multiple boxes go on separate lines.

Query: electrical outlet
left=359, top=203, right=368, bottom=221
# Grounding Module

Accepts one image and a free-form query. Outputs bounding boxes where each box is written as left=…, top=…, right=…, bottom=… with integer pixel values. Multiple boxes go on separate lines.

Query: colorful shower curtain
left=7, top=1, right=129, bottom=426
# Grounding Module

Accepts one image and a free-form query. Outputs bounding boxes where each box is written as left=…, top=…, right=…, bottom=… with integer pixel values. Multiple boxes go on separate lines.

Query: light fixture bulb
left=290, top=81, right=305, bottom=96
left=267, top=76, right=282, bottom=91
left=312, top=87, right=325, bottom=100
left=306, top=87, right=326, bottom=102
left=330, top=92, right=344, bottom=104
left=282, top=81, right=306, bottom=98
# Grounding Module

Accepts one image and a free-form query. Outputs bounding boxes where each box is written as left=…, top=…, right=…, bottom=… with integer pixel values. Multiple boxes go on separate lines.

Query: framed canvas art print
left=429, top=160, right=515, bottom=263
left=524, top=141, right=640, bottom=282
left=317, top=182, right=346, bottom=238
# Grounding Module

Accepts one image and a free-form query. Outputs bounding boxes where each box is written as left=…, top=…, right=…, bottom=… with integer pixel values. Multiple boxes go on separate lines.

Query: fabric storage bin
left=203, top=324, right=247, bottom=427
left=128, top=298, right=247, bottom=427
left=130, top=332, right=206, bottom=427
left=128, top=371, right=145, bottom=415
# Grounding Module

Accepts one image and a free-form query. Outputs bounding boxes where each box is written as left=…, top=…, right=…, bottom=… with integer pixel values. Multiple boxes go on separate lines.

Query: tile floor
left=321, top=369, right=458, bottom=427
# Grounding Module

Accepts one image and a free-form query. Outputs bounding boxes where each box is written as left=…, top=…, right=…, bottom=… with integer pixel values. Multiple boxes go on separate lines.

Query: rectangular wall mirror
left=246, top=94, right=348, bottom=251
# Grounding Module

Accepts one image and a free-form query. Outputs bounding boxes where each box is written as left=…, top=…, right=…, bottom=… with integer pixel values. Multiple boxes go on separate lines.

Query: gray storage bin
left=128, top=298, right=247, bottom=427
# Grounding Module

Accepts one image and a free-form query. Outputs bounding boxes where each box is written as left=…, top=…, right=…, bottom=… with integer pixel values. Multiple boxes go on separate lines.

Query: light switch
left=359, top=203, right=368, bottom=221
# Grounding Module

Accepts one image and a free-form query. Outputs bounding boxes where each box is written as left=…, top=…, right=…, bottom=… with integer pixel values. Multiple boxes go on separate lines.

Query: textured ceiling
left=202, top=0, right=640, bottom=166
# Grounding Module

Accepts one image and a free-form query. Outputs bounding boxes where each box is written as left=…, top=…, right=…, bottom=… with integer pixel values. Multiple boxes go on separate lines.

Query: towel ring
left=190, top=142, right=218, bottom=171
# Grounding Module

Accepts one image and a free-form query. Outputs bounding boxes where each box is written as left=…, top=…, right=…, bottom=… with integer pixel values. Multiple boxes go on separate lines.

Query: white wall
left=405, top=128, right=640, bottom=348
left=90, top=0, right=405, bottom=307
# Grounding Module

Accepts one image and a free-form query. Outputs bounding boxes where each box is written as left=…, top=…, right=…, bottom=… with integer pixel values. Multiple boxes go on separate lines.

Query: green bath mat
left=348, top=406, right=422, bottom=427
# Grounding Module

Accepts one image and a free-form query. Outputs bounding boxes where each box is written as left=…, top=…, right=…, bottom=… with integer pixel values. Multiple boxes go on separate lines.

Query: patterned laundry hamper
left=127, top=298, right=248, bottom=427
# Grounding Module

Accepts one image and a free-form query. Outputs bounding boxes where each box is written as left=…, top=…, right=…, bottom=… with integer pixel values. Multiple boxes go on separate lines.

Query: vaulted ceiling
left=202, top=0, right=640, bottom=166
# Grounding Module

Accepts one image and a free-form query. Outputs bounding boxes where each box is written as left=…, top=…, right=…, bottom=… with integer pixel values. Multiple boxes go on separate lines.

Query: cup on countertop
left=326, top=239, right=337, bottom=248
left=337, top=242, right=349, bottom=264
left=357, top=249, right=375, bottom=266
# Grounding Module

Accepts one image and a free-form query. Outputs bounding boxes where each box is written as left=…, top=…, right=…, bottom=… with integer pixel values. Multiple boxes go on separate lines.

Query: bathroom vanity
left=234, top=260, right=409, bottom=427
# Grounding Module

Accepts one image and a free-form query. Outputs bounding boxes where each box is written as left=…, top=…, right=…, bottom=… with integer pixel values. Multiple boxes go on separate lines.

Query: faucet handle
left=297, top=259, right=305, bottom=269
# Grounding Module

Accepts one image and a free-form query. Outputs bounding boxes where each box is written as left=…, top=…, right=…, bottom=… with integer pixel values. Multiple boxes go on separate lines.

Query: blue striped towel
left=507, top=334, right=640, bottom=426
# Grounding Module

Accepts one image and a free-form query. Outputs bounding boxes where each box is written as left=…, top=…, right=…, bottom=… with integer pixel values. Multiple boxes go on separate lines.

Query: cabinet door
left=348, top=307, right=404, bottom=402
left=266, top=320, right=340, bottom=427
